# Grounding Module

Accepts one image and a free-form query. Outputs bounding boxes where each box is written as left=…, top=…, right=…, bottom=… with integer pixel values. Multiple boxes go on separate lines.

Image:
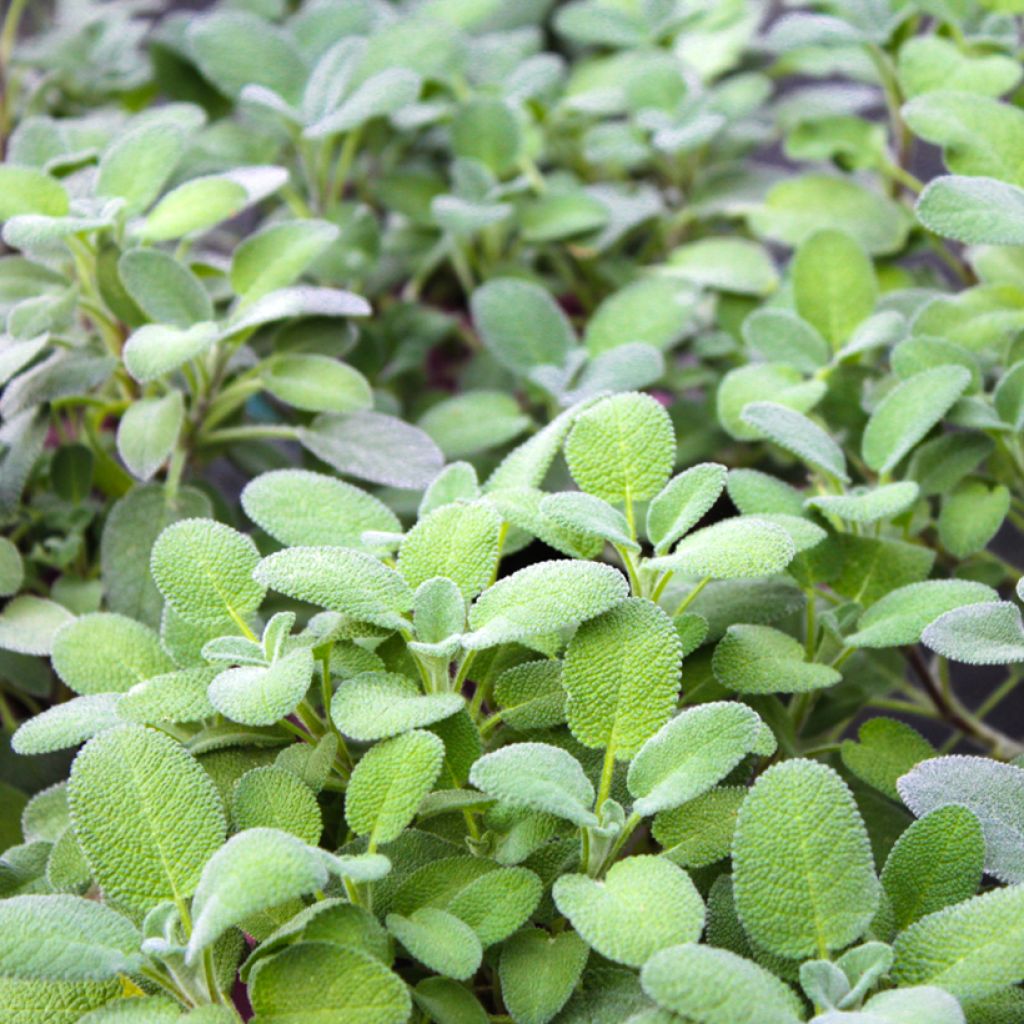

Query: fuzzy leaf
left=230, top=219, right=339, bottom=303
left=331, top=672, right=462, bottom=741
left=418, top=391, right=532, bottom=459
left=741, top=402, right=849, bottom=482
left=152, top=519, right=265, bottom=630
left=939, top=480, right=1010, bottom=558
left=733, top=759, right=879, bottom=958
left=627, top=703, right=765, bottom=816
left=917, top=174, right=1024, bottom=245
left=69, top=725, right=226, bottom=918
left=469, top=742, right=597, bottom=827
left=463, top=560, right=627, bottom=650
left=122, top=323, right=219, bottom=383
left=712, top=624, right=841, bottom=695
left=231, top=765, right=322, bottom=845
left=209, top=647, right=314, bottom=727
left=499, top=927, right=590, bottom=1024
left=346, top=730, right=445, bottom=847
left=564, top=392, right=675, bottom=505
left=255, top=547, right=413, bottom=630
left=642, top=944, right=803, bottom=1024
left=921, top=601, right=1024, bottom=664
left=717, top=365, right=826, bottom=442
left=898, top=755, right=1024, bottom=883
left=12, top=695, right=121, bottom=755
left=387, top=908, right=482, bottom=981
left=665, top=237, right=778, bottom=296
left=646, top=463, right=728, bottom=555
left=0, top=595, right=75, bottom=655
left=742, top=309, right=830, bottom=372
left=116, top=392, right=184, bottom=482
left=553, top=856, right=704, bottom=968
left=841, top=719, right=935, bottom=802
left=119, top=667, right=218, bottom=725
left=806, top=482, right=919, bottom=525
left=225, top=287, right=370, bottom=336
left=652, top=786, right=747, bottom=868
left=562, top=597, right=682, bottom=760
left=119, top=248, right=212, bottom=328
left=0, top=976, right=120, bottom=1023
left=584, top=277, right=693, bottom=355
left=540, top=492, right=639, bottom=552
left=261, top=354, right=372, bottom=415
left=647, top=517, right=796, bottom=580
left=493, top=659, right=566, bottom=731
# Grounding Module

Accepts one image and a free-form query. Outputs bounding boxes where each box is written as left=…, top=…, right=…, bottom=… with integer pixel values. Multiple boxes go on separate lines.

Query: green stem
left=595, top=744, right=616, bottom=813
left=672, top=576, right=710, bottom=617
left=199, top=424, right=299, bottom=446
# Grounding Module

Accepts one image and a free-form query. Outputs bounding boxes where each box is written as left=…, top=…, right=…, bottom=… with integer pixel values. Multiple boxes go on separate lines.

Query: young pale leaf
left=331, top=672, right=462, bottom=741
left=652, top=786, right=747, bottom=868
left=880, top=806, right=984, bottom=935
left=499, top=927, right=589, bottom=1024
left=463, top=560, right=627, bottom=650
left=665, top=237, right=779, bottom=296
left=0, top=595, right=75, bottom=655
left=186, top=828, right=329, bottom=961
left=398, top=501, right=502, bottom=599
left=553, top=856, right=704, bottom=968
left=261, top=355, right=372, bottom=415
left=0, top=166, right=69, bottom=218
left=846, top=580, right=997, bottom=648
left=468, top=742, right=597, bottom=827
left=540, top=492, right=639, bottom=552
left=841, top=719, right=935, bottom=801
left=741, top=402, right=849, bottom=482
left=733, top=759, right=879, bottom=958
left=793, top=229, right=877, bottom=348
left=564, top=392, right=675, bottom=505
left=122, top=323, right=219, bottom=383
left=224, top=287, right=370, bottom=337
left=230, top=219, right=339, bottom=303
left=299, top=410, right=444, bottom=490
left=387, top=908, right=482, bottom=981
left=916, top=175, right=1024, bottom=245
left=413, top=577, right=465, bottom=647
left=346, top=730, right=445, bottom=848
left=806, top=482, right=919, bottom=525
left=562, top=597, right=682, bottom=760
left=151, top=519, right=265, bottom=631
left=897, top=36, right=1021, bottom=98
left=470, top=278, right=575, bottom=374
left=12, top=695, right=121, bottom=755
left=52, top=613, right=173, bottom=695
left=646, top=463, right=728, bottom=555
left=69, top=725, right=226, bottom=918
left=646, top=517, right=796, bottom=580
left=898, top=756, right=1024, bottom=883
left=641, top=944, right=803, bottom=1024
left=892, top=885, right=1024, bottom=999
left=420, top=462, right=480, bottom=517
left=493, top=659, right=566, bottom=731
left=627, top=702, right=764, bottom=816
left=248, top=941, right=410, bottom=1024
left=712, top=624, right=841, bottom=695
left=241, top=469, right=400, bottom=549
left=116, top=392, right=184, bottom=482
left=0, top=894, right=141, bottom=982
left=861, top=367, right=972, bottom=474
left=231, top=765, right=322, bottom=845
left=119, top=667, right=218, bottom=725
left=137, top=174, right=250, bottom=242
left=119, top=248, right=212, bottom=328
left=208, top=647, right=314, bottom=727
left=921, top=601, right=1024, bottom=665
left=717, top=364, right=826, bottom=442
left=255, top=547, right=413, bottom=631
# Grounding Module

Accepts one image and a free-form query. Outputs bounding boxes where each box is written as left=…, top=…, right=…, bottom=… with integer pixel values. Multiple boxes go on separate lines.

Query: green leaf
left=862, top=367, right=972, bottom=474
left=807, top=482, right=919, bottom=525
left=916, top=175, right=1024, bottom=245
left=553, top=856, right=704, bottom=968
left=742, top=309, right=830, bottom=373
left=451, top=98, right=522, bottom=176
left=0, top=595, right=75, bottom=655
left=248, top=941, right=410, bottom=1024
left=793, top=229, right=877, bottom=348
left=627, top=702, right=765, bottom=816
left=652, top=786, right=747, bottom=868
left=646, top=517, right=796, bottom=580
left=463, top=560, right=627, bottom=650
left=921, top=601, right=1024, bottom=664
left=398, top=501, right=502, bottom=600
left=412, top=976, right=488, bottom=1024
left=152, top=519, right=265, bottom=631
left=841, top=719, right=935, bottom=801
left=847, top=580, right=998, bottom=648
left=97, top=123, right=185, bottom=217
left=306, top=67, right=421, bottom=138
left=331, top=672, right=462, bottom=741
left=255, top=546, right=413, bottom=631
left=468, top=742, right=597, bottom=827
left=664, top=238, right=779, bottom=296
left=69, top=725, right=226, bottom=918
left=241, top=469, right=399, bottom=550
left=880, top=806, right=984, bottom=934
left=418, top=391, right=532, bottom=460
left=0, top=535, right=24, bottom=597
left=346, top=730, right=446, bottom=848
left=116, top=392, right=184, bottom=482
left=261, top=354, right=372, bottom=415
left=137, top=176, right=250, bottom=242
left=119, top=666, right=218, bottom=725
left=564, top=392, right=675, bottom=505
left=119, top=249, right=212, bottom=328
left=0, top=976, right=120, bottom=1024
left=939, top=480, right=1010, bottom=557
left=540, top=492, right=639, bottom=552
left=123, top=322, right=219, bottom=384
left=521, top=191, right=609, bottom=244
left=898, top=755, right=1024, bottom=884
left=646, top=463, right=728, bottom=555
left=898, top=36, right=1021, bottom=98
left=493, top=659, right=566, bottom=731
left=11, top=695, right=122, bottom=755
left=78, top=995, right=185, bottom=1023
left=186, top=828, right=328, bottom=960
left=831, top=534, right=935, bottom=607
left=231, top=219, right=339, bottom=303
left=499, top=927, right=590, bottom=1024
left=584, top=277, right=694, bottom=356
left=732, top=759, right=879, bottom=958
left=231, top=765, right=322, bottom=845
left=740, top=402, right=849, bottom=482
left=209, top=647, right=314, bottom=727
left=892, top=885, right=1024, bottom=998
left=562, top=597, right=681, bottom=760
left=717, top=364, right=826, bottom=442
left=641, top=944, right=803, bottom=1024
left=0, top=166, right=69, bottom=219
left=387, top=907, right=482, bottom=980
left=712, top=624, right=841, bottom=695
left=470, top=278, right=575, bottom=374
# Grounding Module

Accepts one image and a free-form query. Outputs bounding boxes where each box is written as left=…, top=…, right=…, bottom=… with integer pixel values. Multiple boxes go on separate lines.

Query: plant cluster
left=2, top=0, right=1024, bottom=1022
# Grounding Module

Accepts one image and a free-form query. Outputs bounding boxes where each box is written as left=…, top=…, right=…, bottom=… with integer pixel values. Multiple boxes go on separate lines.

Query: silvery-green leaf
left=712, top=624, right=841, bottom=695
left=664, top=237, right=779, bottom=296
left=646, top=463, right=727, bottom=555
left=116, top=391, right=184, bottom=481
left=646, top=517, right=795, bottom=580
left=11, top=695, right=122, bottom=755
left=123, top=322, right=219, bottom=384
left=806, top=482, right=918, bottom=525
left=741, top=402, right=849, bottom=482
left=0, top=596, right=74, bottom=655
left=305, top=68, right=421, bottom=137
left=921, top=602, right=1024, bottom=665
left=225, top=286, right=370, bottom=338
left=209, top=647, right=315, bottom=727
left=331, top=672, right=462, bottom=741
left=118, top=248, right=212, bottom=328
